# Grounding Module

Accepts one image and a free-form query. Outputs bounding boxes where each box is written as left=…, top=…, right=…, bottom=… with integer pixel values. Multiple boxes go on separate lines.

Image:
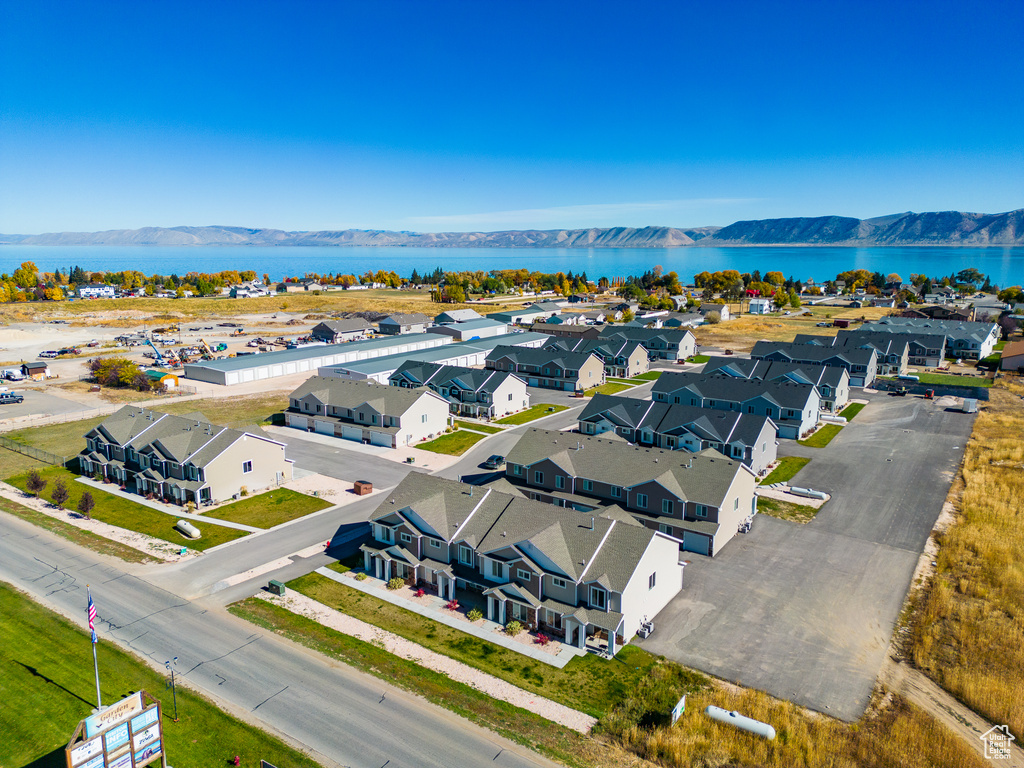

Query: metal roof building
left=183, top=333, right=452, bottom=386
left=318, top=332, right=549, bottom=384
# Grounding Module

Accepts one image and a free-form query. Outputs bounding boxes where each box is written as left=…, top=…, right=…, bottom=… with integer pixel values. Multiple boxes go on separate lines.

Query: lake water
left=1, top=245, right=1023, bottom=288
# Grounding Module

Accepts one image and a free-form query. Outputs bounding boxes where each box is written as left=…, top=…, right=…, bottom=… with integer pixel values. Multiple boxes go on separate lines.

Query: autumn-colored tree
left=51, top=477, right=70, bottom=509
left=26, top=469, right=47, bottom=497
left=77, top=491, right=95, bottom=520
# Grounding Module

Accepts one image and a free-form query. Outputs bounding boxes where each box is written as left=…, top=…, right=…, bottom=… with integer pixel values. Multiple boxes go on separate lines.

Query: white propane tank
left=705, top=706, right=776, bottom=739
left=789, top=486, right=828, bottom=501
left=175, top=520, right=201, bottom=539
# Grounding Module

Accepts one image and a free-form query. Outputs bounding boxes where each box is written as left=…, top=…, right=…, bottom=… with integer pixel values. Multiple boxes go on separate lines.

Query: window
left=636, top=493, right=648, bottom=509
left=512, top=464, right=523, bottom=476
left=490, top=560, right=503, bottom=578
left=611, top=485, right=621, bottom=498
left=459, top=545, right=472, bottom=565
left=517, top=568, right=531, bottom=580
left=421, top=413, right=428, bottom=423
left=662, top=499, right=672, bottom=514
left=400, top=532, right=412, bottom=544
left=551, top=576, right=567, bottom=589
left=659, top=523, right=672, bottom=535
left=590, top=586, right=606, bottom=609
left=507, top=393, right=513, bottom=401
left=378, top=526, right=393, bottom=543
left=696, top=504, right=708, bottom=518
left=429, top=538, right=442, bottom=549
left=734, top=497, right=740, bottom=510
left=242, top=461, right=252, bottom=473
left=534, top=470, right=544, bottom=484
left=555, top=475, right=564, bottom=489
left=649, top=572, right=657, bottom=590
left=359, top=412, right=365, bottom=422
left=581, top=479, right=593, bottom=492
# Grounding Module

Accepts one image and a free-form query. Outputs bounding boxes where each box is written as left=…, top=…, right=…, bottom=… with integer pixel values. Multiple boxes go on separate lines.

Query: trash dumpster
left=353, top=480, right=373, bottom=495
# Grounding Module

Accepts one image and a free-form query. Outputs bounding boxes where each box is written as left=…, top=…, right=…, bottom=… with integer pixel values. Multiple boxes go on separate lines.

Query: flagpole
left=87, top=585, right=102, bottom=710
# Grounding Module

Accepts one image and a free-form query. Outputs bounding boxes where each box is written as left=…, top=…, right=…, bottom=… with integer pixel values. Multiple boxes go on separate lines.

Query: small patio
left=318, top=566, right=587, bottom=668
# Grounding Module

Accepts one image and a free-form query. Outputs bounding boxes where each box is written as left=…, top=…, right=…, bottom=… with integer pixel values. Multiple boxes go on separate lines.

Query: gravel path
left=256, top=590, right=597, bottom=734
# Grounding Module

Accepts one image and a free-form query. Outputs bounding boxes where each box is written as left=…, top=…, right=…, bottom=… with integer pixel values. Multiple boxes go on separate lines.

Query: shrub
left=534, top=633, right=550, bottom=646
left=415, top=588, right=426, bottom=597
left=355, top=572, right=368, bottom=581
left=386, top=577, right=404, bottom=590
left=76, top=491, right=95, bottom=520
left=239, top=486, right=249, bottom=497
left=185, top=500, right=196, bottom=513
left=445, top=599, right=460, bottom=611
left=504, top=620, right=523, bottom=636
left=704, top=311, right=721, bottom=324
left=26, top=470, right=46, bottom=498
left=50, top=477, right=70, bottom=509
left=467, top=608, right=483, bottom=622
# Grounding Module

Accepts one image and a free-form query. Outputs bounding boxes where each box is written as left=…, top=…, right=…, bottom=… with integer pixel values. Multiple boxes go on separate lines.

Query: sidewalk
left=256, top=589, right=596, bottom=734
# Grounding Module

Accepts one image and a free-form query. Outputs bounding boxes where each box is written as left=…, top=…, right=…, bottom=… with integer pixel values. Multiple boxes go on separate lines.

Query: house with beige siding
left=360, top=473, right=683, bottom=655
left=503, top=428, right=758, bottom=557
left=485, top=345, right=605, bottom=392
left=78, top=405, right=292, bottom=505
left=286, top=376, right=450, bottom=447
left=544, top=337, right=650, bottom=378
left=701, top=356, right=851, bottom=413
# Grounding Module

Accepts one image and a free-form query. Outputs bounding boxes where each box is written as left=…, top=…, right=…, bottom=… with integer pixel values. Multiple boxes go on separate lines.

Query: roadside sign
left=67, top=691, right=166, bottom=768
left=671, top=695, right=686, bottom=725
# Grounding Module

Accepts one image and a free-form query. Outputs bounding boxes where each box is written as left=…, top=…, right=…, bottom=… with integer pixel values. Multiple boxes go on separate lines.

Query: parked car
left=39, top=350, right=58, bottom=358
left=816, top=322, right=832, bottom=327
left=482, top=454, right=506, bottom=470
left=0, top=392, right=25, bottom=404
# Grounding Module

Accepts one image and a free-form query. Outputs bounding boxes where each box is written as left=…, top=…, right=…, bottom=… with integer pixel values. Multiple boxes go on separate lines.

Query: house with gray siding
left=503, top=428, right=757, bottom=557
left=545, top=337, right=650, bottom=378
left=389, top=360, right=529, bottom=419
left=750, top=339, right=878, bottom=387
left=378, top=313, right=432, bottom=335
left=485, top=345, right=605, bottom=392
left=866, top=317, right=999, bottom=360
left=79, top=405, right=292, bottom=506
left=600, top=327, right=697, bottom=361
left=360, top=473, right=683, bottom=656
left=310, top=318, right=374, bottom=343
left=701, top=356, right=851, bottom=413
left=652, top=372, right=821, bottom=439
left=578, top=394, right=778, bottom=475
left=286, top=376, right=450, bottom=447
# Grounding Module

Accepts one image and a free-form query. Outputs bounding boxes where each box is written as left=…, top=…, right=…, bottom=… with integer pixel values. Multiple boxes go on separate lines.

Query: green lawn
left=839, top=402, right=866, bottom=421
left=417, top=430, right=487, bottom=455
left=687, top=355, right=711, bottom=363
left=798, top=424, right=844, bottom=448
left=199, top=488, right=330, bottom=529
left=760, top=456, right=811, bottom=485
left=454, top=420, right=503, bottom=434
left=0, top=494, right=152, bottom=563
left=495, top=404, right=569, bottom=425
left=604, top=377, right=635, bottom=385
left=286, top=572, right=706, bottom=720
left=914, top=372, right=994, bottom=388
left=6, top=467, right=248, bottom=551
left=756, top=496, right=822, bottom=524
left=230, top=598, right=602, bottom=768
left=583, top=382, right=633, bottom=397
left=0, top=583, right=322, bottom=768
left=630, top=371, right=663, bottom=381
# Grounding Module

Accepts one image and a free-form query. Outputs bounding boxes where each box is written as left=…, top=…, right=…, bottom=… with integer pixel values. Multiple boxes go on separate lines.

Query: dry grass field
left=694, top=306, right=891, bottom=353
left=909, top=377, right=1024, bottom=740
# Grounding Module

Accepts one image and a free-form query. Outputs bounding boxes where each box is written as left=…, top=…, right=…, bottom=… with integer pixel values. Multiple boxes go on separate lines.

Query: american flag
left=87, top=587, right=97, bottom=644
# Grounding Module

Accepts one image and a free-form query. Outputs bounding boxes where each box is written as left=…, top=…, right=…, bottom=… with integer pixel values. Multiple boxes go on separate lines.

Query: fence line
left=0, top=435, right=66, bottom=466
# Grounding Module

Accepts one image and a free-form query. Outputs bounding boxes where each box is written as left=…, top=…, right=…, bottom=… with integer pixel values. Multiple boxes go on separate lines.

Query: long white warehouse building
left=317, top=332, right=549, bottom=384
left=183, top=333, right=452, bottom=386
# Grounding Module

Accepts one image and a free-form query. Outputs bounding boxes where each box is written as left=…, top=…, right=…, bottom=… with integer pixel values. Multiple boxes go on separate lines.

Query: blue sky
left=1, top=0, right=1022, bottom=233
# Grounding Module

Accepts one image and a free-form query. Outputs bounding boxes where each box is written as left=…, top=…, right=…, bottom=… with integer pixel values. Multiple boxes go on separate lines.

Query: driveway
left=637, top=393, right=975, bottom=721
left=270, top=429, right=422, bottom=489
left=0, top=387, right=91, bottom=423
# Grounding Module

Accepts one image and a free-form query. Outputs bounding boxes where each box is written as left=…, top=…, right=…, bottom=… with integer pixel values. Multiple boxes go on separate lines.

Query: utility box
left=353, top=480, right=373, bottom=495
left=268, top=580, right=286, bottom=596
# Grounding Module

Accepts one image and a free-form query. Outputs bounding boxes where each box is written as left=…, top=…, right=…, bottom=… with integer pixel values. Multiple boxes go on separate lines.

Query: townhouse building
left=78, top=405, right=292, bottom=506
left=485, top=345, right=605, bottom=392
left=503, top=428, right=757, bottom=557
left=310, top=318, right=374, bottom=343
left=361, top=473, right=683, bottom=655
left=600, top=327, right=697, bottom=361
left=866, top=317, right=998, bottom=360
left=389, top=360, right=529, bottom=420
left=750, top=340, right=878, bottom=387
left=378, top=313, right=432, bottom=335
left=544, top=337, right=650, bottom=378
left=652, top=372, right=821, bottom=439
left=701, top=356, right=851, bottom=412
left=578, top=394, right=778, bottom=475
left=286, top=376, right=450, bottom=447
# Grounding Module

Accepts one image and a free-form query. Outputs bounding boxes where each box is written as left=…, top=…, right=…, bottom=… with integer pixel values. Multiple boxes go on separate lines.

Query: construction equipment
left=231, top=328, right=245, bottom=336
left=145, top=338, right=167, bottom=366
left=199, top=338, right=215, bottom=357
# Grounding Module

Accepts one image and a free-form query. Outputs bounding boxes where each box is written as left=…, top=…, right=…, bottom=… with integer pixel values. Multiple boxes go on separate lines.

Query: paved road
left=273, top=430, right=422, bottom=488
left=0, top=387, right=91, bottom=421
left=0, top=513, right=557, bottom=768
left=637, top=393, right=975, bottom=721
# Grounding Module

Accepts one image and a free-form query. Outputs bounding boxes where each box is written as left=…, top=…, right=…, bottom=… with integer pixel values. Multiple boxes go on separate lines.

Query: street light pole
left=164, top=657, right=179, bottom=722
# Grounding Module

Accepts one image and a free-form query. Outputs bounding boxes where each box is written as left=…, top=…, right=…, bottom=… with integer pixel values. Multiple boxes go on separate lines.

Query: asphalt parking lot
left=271, top=429, right=422, bottom=489
left=0, top=387, right=91, bottom=421
left=638, top=392, right=975, bottom=721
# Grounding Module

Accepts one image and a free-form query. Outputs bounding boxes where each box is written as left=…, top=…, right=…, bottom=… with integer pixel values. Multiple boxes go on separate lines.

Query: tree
left=789, top=290, right=801, bottom=308
left=445, top=284, right=466, bottom=303
left=764, top=271, right=785, bottom=286
left=51, top=477, right=70, bottom=510
left=704, top=310, right=721, bottom=324
left=998, top=314, right=1020, bottom=341
left=12, top=261, right=38, bottom=290
left=621, top=309, right=635, bottom=323
left=26, top=469, right=47, bottom=497
left=997, top=286, right=1023, bottom=305
left=886, top=273, right=902, bottom=284
left=77, top=491, right=95, bottom=520
left=956, top=268, right=984, bottom=287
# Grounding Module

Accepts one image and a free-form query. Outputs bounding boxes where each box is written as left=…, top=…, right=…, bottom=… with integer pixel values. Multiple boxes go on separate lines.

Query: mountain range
left=1, top=209, right=1021, bottom=247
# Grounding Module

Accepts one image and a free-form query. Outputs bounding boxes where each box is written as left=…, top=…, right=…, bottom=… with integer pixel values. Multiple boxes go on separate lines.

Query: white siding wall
left=619, top=535, right=683, bottom=639
left=490, top=377, right=530, bottom=418
left=396, top=394, right=451, bottom=445
left=712, top=466, right=757, bottom=555
left=203, top=435, right=292, bottom=502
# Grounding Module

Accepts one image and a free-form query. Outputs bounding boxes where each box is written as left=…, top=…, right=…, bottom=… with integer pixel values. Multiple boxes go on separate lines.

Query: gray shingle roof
left=289, top=376, right=444, bottom=415
left=652, top=372, right=819, bottom=410
left=381, top=312, right=431, bottom=325
left=701, top=356, right=847, bottom=389
left=485, top=345, right=599, bottom=370
left=390, top=361, right=521, bottom=394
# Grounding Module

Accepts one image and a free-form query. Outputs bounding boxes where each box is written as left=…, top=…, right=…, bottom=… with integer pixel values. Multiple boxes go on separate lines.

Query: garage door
left=315, top=420, right=333, bottom=435
left=682, top=531, right=711, bottom=556
left=226, top=372, right=239, bottom=386
left=256, top=368, right=269, bottom=379
left=369, top=431, right=392, bottom=447
left=341, top=426, right=362, bottom=442
left=285, top=363, right=297, bottom=374
left=241, top=370, right=255, bottom=382
left=286, top=413, right=306, bottom=428
left=271, top=365, right=284, bottom=377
